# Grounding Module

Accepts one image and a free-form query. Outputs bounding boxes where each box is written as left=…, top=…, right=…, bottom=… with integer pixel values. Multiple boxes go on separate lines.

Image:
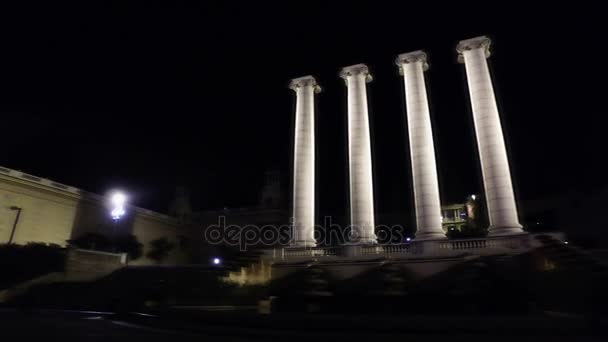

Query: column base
left=414, top=230, right=447, bottom=241
left=488, top=225, right=525, bottom=237
left=289, top=240, right=317, bottom=248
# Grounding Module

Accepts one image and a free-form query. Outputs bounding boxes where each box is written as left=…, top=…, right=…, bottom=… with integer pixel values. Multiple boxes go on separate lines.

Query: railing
left=440, top=239, right=488, bottom=250
left=270, top=234, right=530, bottom=260
left=273, top=247, right=338, bottom=259
left=363, top=244, right=412, bottom=255
left=440, top=235, right=529, bottom=253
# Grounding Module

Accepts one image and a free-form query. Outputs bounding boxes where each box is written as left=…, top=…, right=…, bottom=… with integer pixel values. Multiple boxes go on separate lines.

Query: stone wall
left=65, top=248, right=126, bottom=281
left=0, top=173, right=77, bottom=246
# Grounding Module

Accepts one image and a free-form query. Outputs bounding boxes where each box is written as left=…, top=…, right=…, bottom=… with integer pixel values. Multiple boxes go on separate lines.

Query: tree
left=468, top=195, right=489, bottom=233
left=447, top=197, right=489, bottom=239
left=116, top=234, right=143, bottom=260
left=146, top=237, right=175, bottom=264
left=67, top=233, right=111, bottom=250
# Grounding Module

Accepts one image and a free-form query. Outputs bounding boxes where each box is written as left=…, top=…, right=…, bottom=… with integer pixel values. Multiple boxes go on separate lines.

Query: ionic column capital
left=339, top=64, right=373, bottom=83
left=456, top=36, right=492, bottom=63
left=396, top=50, right=429, bottom=75
left=289, top=75, right=321, bottom=93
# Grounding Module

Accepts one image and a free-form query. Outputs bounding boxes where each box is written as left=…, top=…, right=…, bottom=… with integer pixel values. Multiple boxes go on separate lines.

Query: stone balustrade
left=272, top=247, right=339, bottom=259
left=270, top=234, right=531, bottom=261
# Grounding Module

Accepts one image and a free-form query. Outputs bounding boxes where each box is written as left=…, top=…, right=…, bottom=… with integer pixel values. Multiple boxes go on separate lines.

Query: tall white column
left=457, top=36, right=524, bottom=236
left=396, top=51, right=446, bottom=240
left=289, top=76, right=320, bottom=247
left=340, top=64, right=377, bottom=244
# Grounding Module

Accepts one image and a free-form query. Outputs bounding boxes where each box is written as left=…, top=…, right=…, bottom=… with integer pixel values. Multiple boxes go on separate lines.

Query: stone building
left=0, top=165, right=193, bottom=265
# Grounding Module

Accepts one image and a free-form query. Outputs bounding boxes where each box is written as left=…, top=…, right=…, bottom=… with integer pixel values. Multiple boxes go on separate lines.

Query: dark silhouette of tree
left=146, top=237, right=175, bottom=264
left=116, top=234, right=143, bottom=260
left=67, top=233, right=110, bottom=250
left=468, top=195, right=489, bottom=233
left=447, top=197, right=488, bottom=239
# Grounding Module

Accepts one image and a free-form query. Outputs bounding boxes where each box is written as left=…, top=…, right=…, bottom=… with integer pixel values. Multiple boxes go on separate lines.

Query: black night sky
left=2, top=2, right=606, bottom=222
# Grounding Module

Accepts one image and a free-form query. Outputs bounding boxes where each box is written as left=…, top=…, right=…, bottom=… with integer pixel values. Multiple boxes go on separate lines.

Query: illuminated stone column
left=340, top=64, right=377, bottom=244
left=457, top=36, right=524, bottom=236
left=396, top=51, right=446, bottom=240
left=289, top=76, right=320, bottom=247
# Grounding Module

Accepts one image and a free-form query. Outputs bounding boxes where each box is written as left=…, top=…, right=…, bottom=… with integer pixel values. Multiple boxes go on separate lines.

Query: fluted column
left=289, top=76, right=320, bottom=247
left=457, top=36, right=524, bottom=236
left=396, top=51, right=446, bottom=240
left=340, top=64, right=377, bottom=244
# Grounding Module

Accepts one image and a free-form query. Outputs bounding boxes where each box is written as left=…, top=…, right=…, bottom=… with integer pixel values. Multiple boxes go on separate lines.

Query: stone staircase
left=534, top=234, right=607, bottom=273
left=528, top=234, right=608, bottom=314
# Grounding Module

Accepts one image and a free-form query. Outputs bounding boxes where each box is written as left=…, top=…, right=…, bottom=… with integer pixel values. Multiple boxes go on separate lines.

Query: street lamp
left=8, top=206, right=22, bottom=244
left=110, top=191, right=127, bottom=220
left=109, top=191, right=127, bottom=252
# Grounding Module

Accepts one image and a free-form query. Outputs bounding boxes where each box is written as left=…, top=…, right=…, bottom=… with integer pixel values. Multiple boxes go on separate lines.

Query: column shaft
left=341, top=64, right=377, bottom=244
left=290, top=76, right=319, bottom=247
left=458, top=37, right=524, bottom=236
left=397, top=51, right=446, bottom=240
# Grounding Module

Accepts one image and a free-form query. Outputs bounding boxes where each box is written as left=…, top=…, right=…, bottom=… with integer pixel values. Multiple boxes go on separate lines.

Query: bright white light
left=406, top=237, right=411, bottom=242
left=564, top=241, right=569, bottom=245
left=212, top=257, right=221, bottom=265
left=111, top=192, right=126, bottom=206
left=111, top=208, right=125, bottom=220
left=471, top=194, right=476, bottom=201
left=110, top=191, right=127, bottom=220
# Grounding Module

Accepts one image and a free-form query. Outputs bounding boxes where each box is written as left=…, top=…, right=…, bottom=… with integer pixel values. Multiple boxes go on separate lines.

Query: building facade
left=441, top=203, right=469, bottom=232
left=0, top=166, right=192, bottom=265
